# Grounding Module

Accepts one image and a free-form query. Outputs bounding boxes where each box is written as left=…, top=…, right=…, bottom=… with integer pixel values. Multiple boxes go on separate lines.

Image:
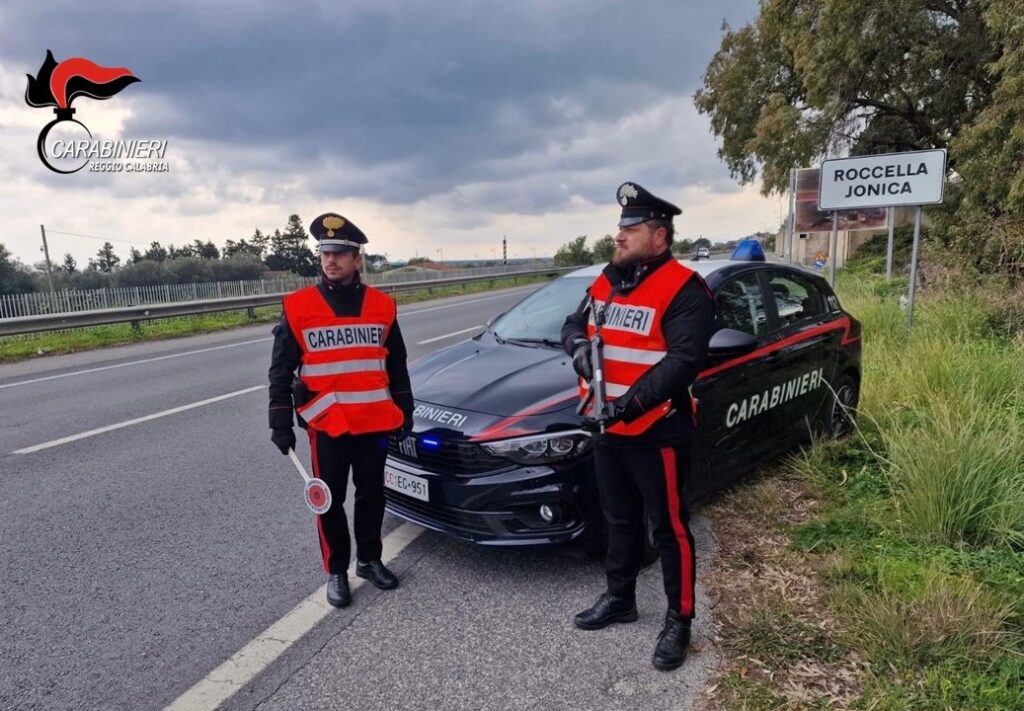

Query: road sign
left=288, top=449, right=333, bottom=514
left=304, top=478, right=332, bottom=515
left=818, top=149, right=946, bottom=210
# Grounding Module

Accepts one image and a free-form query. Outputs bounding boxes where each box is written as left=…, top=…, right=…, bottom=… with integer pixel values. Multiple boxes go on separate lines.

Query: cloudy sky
left=0, top=0, right=784, bottom=267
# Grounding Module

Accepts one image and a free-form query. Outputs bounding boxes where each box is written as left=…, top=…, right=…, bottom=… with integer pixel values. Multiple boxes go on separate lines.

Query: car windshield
left=490, top=276, right=590, bottom=344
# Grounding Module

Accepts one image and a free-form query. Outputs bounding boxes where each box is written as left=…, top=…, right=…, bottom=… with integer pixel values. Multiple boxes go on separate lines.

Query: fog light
left=539, top=504, right=558, bottom=523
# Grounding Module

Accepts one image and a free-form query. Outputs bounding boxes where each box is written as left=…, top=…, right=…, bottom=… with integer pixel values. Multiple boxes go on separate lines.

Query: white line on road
left=417, top=325, right=484, bottom=345
left=0, top=338, right=272, bottom=391
left=12, top=385, right=265, bottom=454
left=400, top=287, right=534, bottom=316
left=164, top=522, right=425, bottom=711
left=1, top=288, right=537, bottom=391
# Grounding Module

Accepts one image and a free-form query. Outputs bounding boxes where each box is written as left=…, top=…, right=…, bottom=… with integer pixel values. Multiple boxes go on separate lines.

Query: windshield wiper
left=502, top=337, right=560, bottom=348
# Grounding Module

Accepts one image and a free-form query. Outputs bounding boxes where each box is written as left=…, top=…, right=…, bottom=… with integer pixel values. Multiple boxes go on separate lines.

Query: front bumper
left=383, top=454, right=599, bottom=546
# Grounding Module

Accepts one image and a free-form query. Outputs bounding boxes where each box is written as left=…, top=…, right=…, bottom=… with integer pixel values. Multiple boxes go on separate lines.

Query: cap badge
left=323, top=215, right=345, bottom=237
left=618, top=183, right=638, bottom=206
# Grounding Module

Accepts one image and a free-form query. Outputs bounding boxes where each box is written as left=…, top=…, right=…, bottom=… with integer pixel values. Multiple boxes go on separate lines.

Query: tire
left=823, top=373, right=859, bottom=439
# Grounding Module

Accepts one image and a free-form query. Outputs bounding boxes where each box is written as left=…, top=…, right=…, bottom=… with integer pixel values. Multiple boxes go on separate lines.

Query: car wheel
left=824, top=373, right=859, bottom=439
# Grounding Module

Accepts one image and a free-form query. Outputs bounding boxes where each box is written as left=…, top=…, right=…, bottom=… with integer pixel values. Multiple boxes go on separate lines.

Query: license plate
left=384, top=466, right=429, bottom=502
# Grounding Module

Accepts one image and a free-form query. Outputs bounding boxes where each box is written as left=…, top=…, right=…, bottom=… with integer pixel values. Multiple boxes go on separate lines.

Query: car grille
left=387, top=436, right=510, bottom=475
left=384, top=490, right=495, bottom=535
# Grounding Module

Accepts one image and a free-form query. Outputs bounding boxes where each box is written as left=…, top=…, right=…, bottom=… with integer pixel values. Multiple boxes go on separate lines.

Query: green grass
left=750, top=254, right=1024, bottom=709
left=0, top=274, right=554, bottom=363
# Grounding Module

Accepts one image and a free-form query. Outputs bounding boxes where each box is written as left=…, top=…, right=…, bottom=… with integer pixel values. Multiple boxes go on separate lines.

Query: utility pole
left=39, top=224, right=56, bottom=295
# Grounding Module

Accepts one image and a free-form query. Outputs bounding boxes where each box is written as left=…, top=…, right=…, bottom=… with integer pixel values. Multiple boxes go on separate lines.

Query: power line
left=45, top=229, right=151, bottom=246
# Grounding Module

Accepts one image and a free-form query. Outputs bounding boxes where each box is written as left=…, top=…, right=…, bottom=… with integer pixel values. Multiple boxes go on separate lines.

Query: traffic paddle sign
left=303, top=478, right=332, bottom=515
left=288, top=449, right=333, bottom=515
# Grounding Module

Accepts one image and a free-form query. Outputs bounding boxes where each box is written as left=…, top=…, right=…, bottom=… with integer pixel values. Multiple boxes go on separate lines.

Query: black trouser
left=593, top=439, right=697, bottom=618
left=307, top=430, right=390, bottom=574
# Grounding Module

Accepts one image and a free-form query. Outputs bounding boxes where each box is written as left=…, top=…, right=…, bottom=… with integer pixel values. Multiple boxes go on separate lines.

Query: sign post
left=829, top=212, right=838, bottom=286
left=885, top=207, right=895, bottom=279
left=818, top=149, right=946, bottom=330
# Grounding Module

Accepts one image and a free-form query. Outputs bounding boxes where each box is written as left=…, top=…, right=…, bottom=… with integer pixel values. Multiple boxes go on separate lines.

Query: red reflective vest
left=580, top=260, right=696, bottom=436
left=283, top=285, right=404, bottom=437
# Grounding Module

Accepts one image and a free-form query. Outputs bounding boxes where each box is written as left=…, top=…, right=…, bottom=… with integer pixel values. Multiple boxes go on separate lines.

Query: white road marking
left=400, top=287, right=534, bottom=316
left=164, top=522, right=425, bottom=711
left=11, top=385, right=265, bottom=454
left=0, top=287, right=536, bottom=390
left=0, top=338, right=271, bottom=390
left=417, top=325, right=484, bottom=345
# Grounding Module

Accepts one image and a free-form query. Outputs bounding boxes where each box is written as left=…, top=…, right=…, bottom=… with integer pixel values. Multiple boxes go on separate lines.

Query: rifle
left=575, top=294, right=610, bottom=433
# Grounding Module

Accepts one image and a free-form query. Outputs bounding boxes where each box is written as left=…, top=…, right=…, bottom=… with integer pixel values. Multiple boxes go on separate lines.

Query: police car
left=383, top=243, right=861, bottom=549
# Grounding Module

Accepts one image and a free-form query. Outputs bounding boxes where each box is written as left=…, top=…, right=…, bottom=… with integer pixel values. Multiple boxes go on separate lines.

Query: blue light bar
left=730, top=239, right=766, bottom=261
left=419, top=436, right=441, bottom=450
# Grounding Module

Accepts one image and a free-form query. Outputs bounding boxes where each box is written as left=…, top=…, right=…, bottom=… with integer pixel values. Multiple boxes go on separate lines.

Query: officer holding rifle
left=561, top=182, right=714, bottom=670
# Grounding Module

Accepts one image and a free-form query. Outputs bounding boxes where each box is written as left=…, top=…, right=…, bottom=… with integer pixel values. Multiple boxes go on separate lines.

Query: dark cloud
left=4, top=0, right=757, bottom=210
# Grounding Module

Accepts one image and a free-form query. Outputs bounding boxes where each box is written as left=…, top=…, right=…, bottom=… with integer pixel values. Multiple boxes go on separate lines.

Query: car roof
left=567, top=258, right=740, bottom=280
left=565, top=258, right=831, bottom=290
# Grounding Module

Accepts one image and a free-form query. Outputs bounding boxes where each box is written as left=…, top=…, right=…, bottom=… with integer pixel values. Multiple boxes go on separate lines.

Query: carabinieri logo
left=25, top=50, right=168, bottom=174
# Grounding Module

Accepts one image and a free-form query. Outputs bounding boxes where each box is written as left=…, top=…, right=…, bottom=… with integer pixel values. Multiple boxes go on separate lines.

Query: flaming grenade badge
left=25, top=50, right=139, bottom=173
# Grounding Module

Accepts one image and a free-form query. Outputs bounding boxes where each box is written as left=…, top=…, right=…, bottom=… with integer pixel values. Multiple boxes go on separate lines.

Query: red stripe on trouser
left=660, top=447, right=694, bottom=617
left=308, top=430, right=331, bottom=573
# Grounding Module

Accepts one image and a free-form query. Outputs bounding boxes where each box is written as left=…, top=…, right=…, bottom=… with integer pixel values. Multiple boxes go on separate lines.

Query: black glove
left=580, top=400, right=624, bottom=433
left=570, top=339, right=593, bottom=381
left=271, top=427, right=296, bottom=455
left=398, top=413, right=415, bottom=438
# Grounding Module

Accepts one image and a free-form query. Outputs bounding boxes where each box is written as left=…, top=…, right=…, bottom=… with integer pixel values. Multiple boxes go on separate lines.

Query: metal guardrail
left=0, top=266, right=577, bottom=336
left=0, top=262, right=563, bottom=319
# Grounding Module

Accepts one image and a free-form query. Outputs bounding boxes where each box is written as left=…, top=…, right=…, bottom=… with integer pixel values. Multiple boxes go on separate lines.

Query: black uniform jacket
left=268, top=271, right=414, bottom=431
left=560, top=250, right=714, bottom=447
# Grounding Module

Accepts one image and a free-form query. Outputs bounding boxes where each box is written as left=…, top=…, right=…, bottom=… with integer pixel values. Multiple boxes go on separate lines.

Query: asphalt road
left=0, top=283, right=718, bottom=711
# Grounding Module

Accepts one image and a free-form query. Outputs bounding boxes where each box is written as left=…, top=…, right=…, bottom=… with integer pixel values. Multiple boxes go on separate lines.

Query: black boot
left=573, top=592, right=638, bottom=630
left=356, top=559, right=399, bottom=590
left=652, top=610, right=691, bottom=671
left=326, top=574, right=351, bottom=608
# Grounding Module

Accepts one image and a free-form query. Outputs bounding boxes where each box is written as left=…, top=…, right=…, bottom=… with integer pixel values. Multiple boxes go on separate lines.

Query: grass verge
left=0, top=274, right=554, bottom=364
left=704, top=245, right=1024, bottom=710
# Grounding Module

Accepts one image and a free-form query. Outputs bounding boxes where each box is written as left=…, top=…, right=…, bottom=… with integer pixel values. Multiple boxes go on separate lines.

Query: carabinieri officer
left=268, top=212, right=414, bottom=607
left=562, top=182, right=714, bottom=670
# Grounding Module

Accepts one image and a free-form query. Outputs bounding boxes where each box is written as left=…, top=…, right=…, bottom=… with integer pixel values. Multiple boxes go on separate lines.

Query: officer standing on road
left=268, top=212, right=414, bottom=608
left=562, top=182, right=714, bottom=671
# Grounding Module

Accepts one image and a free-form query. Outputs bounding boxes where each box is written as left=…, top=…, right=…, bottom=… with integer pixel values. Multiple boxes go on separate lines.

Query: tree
left=695, top=1, right=997, bottom=196
left=128, top=247, right=143, bottom=264
left=209, top=257, right=266, bottom=281
left=945, top=0, right=1024, bottom=268
left=61, top=253, right=77, bottom=274
left=167, top=244, right=194, bottom=260
left=553, top=236, right=592, bottom=266
left=115, top=261, right=173, bottom=287
left=223, top=238, right=263, bottom=260
left=265, top=216, right=317, bottom=275
left=192, top=239, right=220, bottom=260
left=0, top=242, right=36, bottom=294
left=591, top=235, right=616, bottom=263
left=92, top=242, right=120, bottom=273
left=144, top=241, right=168, bottom=262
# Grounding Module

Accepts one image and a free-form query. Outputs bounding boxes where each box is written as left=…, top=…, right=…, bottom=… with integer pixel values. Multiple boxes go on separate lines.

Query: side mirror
left=707, top=328, right=758, bottom=361
left=486, top=312, right=505, bottom=328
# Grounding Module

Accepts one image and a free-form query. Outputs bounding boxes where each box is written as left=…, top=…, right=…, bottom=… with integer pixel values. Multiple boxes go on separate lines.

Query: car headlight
left=480, top=430, right=591, bottom=465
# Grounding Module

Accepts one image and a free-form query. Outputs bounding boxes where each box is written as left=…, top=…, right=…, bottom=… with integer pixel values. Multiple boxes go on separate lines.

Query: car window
left=768, top=272, right=827, bottom=329
left=714, top=273, right=767, bottom=336
left=491, top=276, right=590, bottom=342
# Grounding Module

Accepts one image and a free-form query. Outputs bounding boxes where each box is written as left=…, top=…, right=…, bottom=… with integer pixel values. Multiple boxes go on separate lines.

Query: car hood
left=408, top=334, right=580, bottom=439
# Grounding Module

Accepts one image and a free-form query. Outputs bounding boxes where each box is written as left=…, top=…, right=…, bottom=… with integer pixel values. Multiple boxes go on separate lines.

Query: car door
left=690, top=269, right=780, bottom=499
left=756, top=269, right=838, bottom=449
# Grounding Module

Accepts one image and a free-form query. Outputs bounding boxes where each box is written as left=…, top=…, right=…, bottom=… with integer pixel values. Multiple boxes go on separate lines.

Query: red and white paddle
left=288, top=449, right=332, bottom=515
